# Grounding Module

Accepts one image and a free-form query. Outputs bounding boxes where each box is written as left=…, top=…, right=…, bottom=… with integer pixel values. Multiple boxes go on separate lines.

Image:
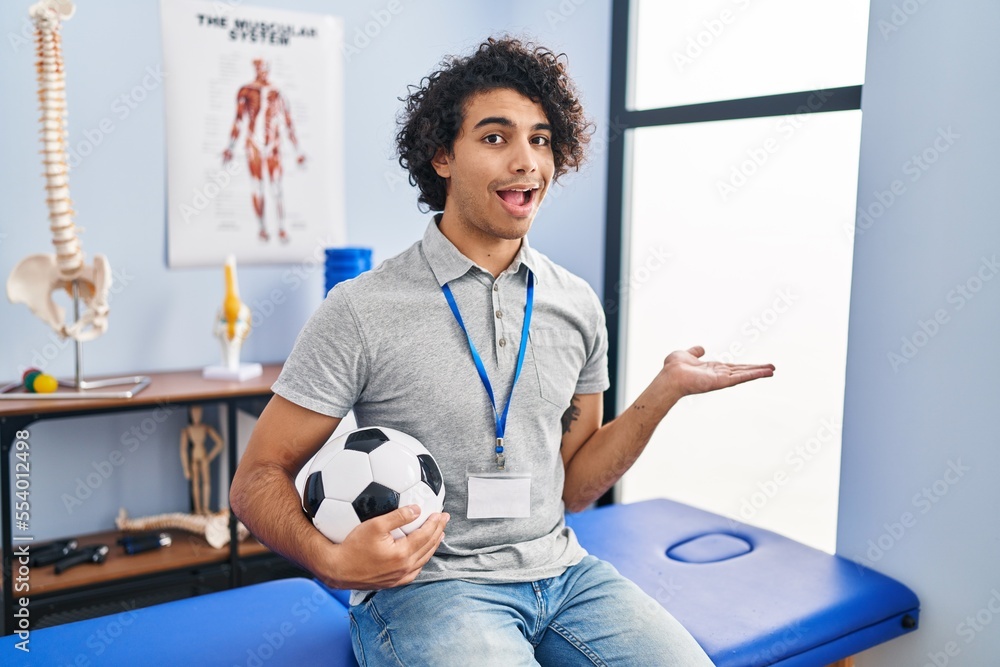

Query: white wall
left=0, top=0, right=611, bottom=539
left=839, top=0, right=1000, bottom=664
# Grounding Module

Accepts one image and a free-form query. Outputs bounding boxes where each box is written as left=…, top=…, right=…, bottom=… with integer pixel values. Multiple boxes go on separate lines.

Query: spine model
left=6, top=0, right=112, bottom=342
left=116, top=508, right=250, bottom=550
left=34, top=2, right=80, bottom=280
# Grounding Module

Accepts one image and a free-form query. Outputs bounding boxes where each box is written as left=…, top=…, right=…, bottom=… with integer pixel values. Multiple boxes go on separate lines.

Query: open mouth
left=495, top=186, right=539, bottom=216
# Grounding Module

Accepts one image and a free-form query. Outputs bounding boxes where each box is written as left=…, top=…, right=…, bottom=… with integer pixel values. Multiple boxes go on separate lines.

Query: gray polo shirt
left=273, top=220, right=609, bottom=589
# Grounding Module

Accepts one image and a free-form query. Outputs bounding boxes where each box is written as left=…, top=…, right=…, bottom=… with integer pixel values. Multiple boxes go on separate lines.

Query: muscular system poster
left=161, top=0, right=345, bottom=267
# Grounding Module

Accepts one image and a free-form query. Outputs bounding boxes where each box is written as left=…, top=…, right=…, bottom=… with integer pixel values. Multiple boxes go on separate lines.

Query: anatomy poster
left=161, top=1, right=345, bottom=267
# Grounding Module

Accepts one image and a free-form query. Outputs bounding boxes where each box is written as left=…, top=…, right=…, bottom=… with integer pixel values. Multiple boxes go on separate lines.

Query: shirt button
left=493, top=284, right=499, bottom=292
left=496, top=310, right=503, bottom=319
left=498, top=338, right=507, bottom=347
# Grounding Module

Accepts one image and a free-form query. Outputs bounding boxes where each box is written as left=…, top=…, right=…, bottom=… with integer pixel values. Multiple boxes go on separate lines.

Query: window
left=631, top=1, right=869, bottom=109
left=605, top=0, right=870, bottom=553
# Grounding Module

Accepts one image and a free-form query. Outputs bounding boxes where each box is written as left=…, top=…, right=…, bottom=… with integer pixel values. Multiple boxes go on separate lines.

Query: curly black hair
left=395, top=37, right=592, bottom=212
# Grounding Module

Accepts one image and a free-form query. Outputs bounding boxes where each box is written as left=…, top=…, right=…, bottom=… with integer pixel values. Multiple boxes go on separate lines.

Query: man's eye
left=484, top=134, right=504, bottom=145
left=532, top=136, right=551, bottom=146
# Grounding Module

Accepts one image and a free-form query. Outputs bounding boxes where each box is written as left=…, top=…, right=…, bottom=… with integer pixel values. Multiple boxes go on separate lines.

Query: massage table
left=0, top=499, right=918, bottom=665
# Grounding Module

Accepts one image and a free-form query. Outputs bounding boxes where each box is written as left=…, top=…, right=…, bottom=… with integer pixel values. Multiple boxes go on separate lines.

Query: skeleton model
left=6, top=0, right=112, bottom=343
left=116, top=508, right=249, bottom=550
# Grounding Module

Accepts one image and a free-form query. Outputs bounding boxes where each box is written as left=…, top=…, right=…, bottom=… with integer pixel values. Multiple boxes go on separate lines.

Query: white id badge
left=466, top=463, right=532, bottom=519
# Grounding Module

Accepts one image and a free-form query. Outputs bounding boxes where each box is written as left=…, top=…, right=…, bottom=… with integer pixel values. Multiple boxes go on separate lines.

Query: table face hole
left=666, top=533, right=753, bottom=563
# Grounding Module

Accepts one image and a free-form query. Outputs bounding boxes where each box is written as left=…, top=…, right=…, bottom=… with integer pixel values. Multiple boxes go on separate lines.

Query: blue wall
left=839, top=0, right=1000, bottom=664
left=0, top=0, right=610, bottom=539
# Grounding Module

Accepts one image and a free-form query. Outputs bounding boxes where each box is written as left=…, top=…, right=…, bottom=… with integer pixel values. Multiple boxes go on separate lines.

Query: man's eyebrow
left=473, top=115, right=512, bottom=129
left=473, top=116, right=553, bottom=132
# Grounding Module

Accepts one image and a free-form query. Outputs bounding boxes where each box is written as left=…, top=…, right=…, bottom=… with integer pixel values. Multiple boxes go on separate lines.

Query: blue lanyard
left=441, top=270, right=534, bottom=470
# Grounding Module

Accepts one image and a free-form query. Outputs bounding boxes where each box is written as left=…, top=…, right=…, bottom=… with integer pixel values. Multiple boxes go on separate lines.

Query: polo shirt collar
left=422, top=218, right=540, bottom=286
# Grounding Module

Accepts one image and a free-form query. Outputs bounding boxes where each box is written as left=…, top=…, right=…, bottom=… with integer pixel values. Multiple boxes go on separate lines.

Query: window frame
left=598, top=0, right=864, bottom=505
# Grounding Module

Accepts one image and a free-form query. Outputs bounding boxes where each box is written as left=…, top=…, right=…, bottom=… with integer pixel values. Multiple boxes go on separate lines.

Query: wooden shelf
left=1, top=365, right=285, bottom=633
left=6, top=530, right=232, bottom=597
left=0, top=365, right=282, bottom=418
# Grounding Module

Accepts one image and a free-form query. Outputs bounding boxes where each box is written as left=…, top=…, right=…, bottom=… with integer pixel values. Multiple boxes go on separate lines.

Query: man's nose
left=509, top=139, right=538, bottom=174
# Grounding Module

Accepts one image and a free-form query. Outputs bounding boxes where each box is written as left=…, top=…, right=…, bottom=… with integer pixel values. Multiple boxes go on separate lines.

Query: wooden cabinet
left=0, top=365, right=304, bottom=634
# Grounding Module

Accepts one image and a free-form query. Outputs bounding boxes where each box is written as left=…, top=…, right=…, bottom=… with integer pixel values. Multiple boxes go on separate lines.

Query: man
left=222, top=58, right=306, bottom=243
left=231, top=38, right=774, bottom=665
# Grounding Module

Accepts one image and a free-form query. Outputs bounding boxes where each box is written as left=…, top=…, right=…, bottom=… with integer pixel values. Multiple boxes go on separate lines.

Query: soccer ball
left=301, top=426, right=445, bottom=544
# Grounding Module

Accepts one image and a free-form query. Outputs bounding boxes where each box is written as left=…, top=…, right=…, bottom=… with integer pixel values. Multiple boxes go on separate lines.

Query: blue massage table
left=0, top=499, right=918, bottom=666
left=566, top=499, right=919, bottom=666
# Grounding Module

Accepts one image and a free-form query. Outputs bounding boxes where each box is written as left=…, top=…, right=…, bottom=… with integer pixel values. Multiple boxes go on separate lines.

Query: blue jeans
left=349, top=555, right=715, bottom=666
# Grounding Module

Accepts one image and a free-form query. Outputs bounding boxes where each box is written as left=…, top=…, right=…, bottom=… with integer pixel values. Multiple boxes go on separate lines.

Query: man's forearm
left=562, top=346, right=776, bottom=512
left=230, top=462, right=337, bottom=585
left=562, top=379, right=681, bottom=512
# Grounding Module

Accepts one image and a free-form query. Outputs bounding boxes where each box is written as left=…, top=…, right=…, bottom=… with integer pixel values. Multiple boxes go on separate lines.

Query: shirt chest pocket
left=529, top=329, right=586, bottom=409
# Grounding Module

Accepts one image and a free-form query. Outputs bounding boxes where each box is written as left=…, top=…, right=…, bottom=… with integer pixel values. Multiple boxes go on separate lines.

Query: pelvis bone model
left=6, top=0, right=112, bottom=342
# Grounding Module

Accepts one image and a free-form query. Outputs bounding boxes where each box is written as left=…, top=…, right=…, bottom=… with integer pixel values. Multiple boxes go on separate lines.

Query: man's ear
left=431, top=147, right=451, bottom=179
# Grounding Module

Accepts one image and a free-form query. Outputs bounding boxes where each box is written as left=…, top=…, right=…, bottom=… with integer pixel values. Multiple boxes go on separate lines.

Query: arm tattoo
left=561, top=396, right=581, bottom=434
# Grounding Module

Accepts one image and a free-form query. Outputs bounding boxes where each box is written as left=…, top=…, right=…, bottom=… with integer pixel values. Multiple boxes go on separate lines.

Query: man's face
left=432, top=88, right=555, bottom=242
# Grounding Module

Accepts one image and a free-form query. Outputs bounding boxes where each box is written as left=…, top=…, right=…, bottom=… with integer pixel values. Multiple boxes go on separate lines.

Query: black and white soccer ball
left=301, top=426, right=445, bottom=544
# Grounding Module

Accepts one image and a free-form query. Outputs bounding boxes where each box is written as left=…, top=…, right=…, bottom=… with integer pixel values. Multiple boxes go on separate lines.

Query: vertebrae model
left=117, top=508, right=250, bottom=550
left=6, top=0, right=112, bottom=342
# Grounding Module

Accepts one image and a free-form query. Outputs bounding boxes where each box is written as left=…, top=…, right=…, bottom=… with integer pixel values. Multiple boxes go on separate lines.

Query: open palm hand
left=662, top=346, right=775, bottom=398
